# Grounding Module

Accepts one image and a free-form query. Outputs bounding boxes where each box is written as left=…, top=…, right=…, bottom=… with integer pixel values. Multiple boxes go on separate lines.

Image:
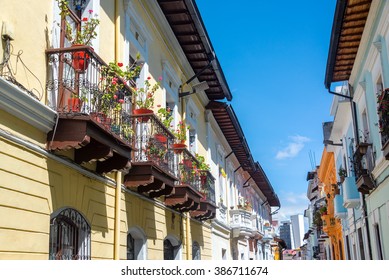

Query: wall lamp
left=323, top=140, right=343, bottom=146
left=178, top=53, right=214, bottom=98
left=179, top=81, right=209, bottom=98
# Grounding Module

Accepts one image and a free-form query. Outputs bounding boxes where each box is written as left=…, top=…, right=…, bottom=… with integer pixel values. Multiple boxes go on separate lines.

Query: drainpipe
left=114, top=171, right=122, bottom=259
left=115, top=0, right=120, bottom=63
left=186, top=213, right=190, bottom=260
left=113, top=0, right=121, bottom=260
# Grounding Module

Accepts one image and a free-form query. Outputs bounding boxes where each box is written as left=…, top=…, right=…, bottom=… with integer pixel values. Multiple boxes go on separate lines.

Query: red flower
left=119, top=99, right=125, bottom=104
left=82, top=17, right=88, bottom=21
left=158, top=76, right=163, bottom=81
left=88, top=9, right=93, bottom=14
left=117, top=62, right=123, bottom=67
left=113, top=95, right=118, bottom=99
left=147, top=76, right=151, bottom=80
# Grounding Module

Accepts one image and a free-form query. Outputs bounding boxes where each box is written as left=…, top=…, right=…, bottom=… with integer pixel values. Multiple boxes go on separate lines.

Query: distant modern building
left=290, top=214, right=305, bottom=249
left=279, top=221, right=293, bottom=249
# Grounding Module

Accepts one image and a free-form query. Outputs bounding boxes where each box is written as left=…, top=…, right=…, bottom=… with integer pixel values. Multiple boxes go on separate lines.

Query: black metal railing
left=130, top=113, right=176, bottom=176
left=177, top=149, right=201, bottom=191
left=46, top=46, right=134, bottom=143
left=199, top=170, right=216, bottom=204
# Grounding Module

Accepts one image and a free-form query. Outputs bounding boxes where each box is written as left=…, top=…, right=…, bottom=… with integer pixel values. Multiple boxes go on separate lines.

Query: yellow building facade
left=0, top=0, right=218, bottom=260
left=318, top=148, right=345, bottom=260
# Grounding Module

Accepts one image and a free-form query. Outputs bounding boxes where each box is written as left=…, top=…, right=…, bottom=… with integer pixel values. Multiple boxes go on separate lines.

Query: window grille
left=49, top=208, right=91, bottom=260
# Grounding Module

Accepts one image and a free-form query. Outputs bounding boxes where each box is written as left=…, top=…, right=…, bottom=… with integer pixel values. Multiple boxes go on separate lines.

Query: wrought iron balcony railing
left=46, top=46, right=134, bottom=144
left=177, top=149, right=201, bottom=191
left=352, top=147, right=375, bottom=194
left=129, top=112, right=176, bottom=176
left=198, top=170, right=216, bottom=204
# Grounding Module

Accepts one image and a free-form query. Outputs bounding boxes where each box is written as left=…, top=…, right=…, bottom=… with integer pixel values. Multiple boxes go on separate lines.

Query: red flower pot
left=172, top=143, right=186, bottom=154
left=133, top=108, right=153, bottom=122
left=154, top=133, right=167, bottom=143
left=67, top=97, right=82, bottom=112
left=72, top=45, right=90, bottom=72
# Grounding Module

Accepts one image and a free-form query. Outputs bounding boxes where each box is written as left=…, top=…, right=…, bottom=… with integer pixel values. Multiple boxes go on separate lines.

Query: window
left=345, top=235, right=351, bottom=260
left=163, top=236, right=181, bottom=260
left=374, top=224, right=383, bottom=260
left=127, top=233, right=135, bottom=260
left=49, top=208, right=91, bottom=260
left=164, top=239, right=174, bottom=260
left=192, top=241, right=201, bottom=260
left=127, top=227, right=147, bottom=260
left=222, top=248, right=227, bottom=260
left=357, top=228, right=365, bottom=260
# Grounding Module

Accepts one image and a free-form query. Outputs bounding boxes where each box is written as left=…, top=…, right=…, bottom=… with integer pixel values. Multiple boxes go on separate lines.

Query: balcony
left=165, top=149, right=203, bottom=212
left=342, top=176, right=360, bottom=208
left=123, top=113, right=177, bottom=198
left=352, top=148, right=375, bottom=194
left=334, top=194, right=347, bottom=219
left=377, top=88, right=389, bottom=159
left=190, top=170, right=217, bottom=221
left=230, top=208, right=254, bottom=239
left=46, top=46, right=134, bottom=174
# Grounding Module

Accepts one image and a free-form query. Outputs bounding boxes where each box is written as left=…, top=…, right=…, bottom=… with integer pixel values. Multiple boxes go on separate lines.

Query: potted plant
left=56, top=0, right=100, bottom=72
left=132, top=76, right=162, bottom=121
left=172, top=121, right=189, bottom=153
left=338, top=167, right=347, bottom=183
left=319, top=206, right=327, bottom=216
left=194, top=154, right=210, bottom=185
left=157, top=106, right=174, bottom=128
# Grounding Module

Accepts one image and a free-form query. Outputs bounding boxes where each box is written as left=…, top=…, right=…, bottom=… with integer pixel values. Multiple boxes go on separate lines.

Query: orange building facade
left=318, top=148, right=345, bottom=260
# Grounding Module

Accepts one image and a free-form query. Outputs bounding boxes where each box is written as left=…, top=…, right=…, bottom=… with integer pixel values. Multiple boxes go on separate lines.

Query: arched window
left=164, top=239, right=174, bottom=260
left=163, top=236, right=181, bottom=260
left=127, top=233, right=135, bottom=260
left=192, top=241, right=201, bottom=260
left=49, top=208, right=91, bottom=260
left=127, top=227, right=147, bottom=260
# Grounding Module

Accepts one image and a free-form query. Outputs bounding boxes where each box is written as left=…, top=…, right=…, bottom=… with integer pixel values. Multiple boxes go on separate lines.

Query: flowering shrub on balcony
left=377, top=88, right=389, bottom=143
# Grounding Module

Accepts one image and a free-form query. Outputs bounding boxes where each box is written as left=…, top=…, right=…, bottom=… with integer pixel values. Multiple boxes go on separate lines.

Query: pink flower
left=88, top=9, right=93, bottom=14
left=119, top=99, right=124, bottom=104
left=112, top=80, right=117, bottom=85
left=113, top=95, right=118, bottom=99
left=158, top=76, right=163, bottom=81
left=117, top=62, right=123, bottom=67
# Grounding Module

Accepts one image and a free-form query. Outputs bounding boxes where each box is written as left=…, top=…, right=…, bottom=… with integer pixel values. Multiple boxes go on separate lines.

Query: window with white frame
left=162, top=61, right=180, bottom=129
left=49, top=208, right=91, bottom=260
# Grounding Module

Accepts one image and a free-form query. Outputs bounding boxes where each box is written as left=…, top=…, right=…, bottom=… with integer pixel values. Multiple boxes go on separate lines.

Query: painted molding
left=0, top=77, right=57, bottom=133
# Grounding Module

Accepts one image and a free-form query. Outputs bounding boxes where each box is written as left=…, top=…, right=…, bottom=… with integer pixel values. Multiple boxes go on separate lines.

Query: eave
left=325, top=0, right=372, bottom=89
left=157, top=0, right=232, bottom=101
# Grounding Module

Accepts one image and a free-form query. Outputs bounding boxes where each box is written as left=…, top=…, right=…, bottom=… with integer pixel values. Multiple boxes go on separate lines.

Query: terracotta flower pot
left=172, top=143, right=186, bottom=154
left=133, top=108, right=153, bottom=122
left=72, top=45, right=90, bottom=72
left=67, top=97, right=82, bottom=112
left=154, top=133, right=167, bottom=143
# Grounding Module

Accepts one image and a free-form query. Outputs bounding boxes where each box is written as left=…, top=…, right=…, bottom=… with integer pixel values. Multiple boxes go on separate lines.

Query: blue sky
left=196, top=0, right=337, bottom=221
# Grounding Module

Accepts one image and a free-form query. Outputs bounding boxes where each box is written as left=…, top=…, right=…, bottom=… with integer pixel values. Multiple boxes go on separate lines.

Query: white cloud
left=275, top=135, right=310, bottom=160
left=273, top=192, right=309, bottom=222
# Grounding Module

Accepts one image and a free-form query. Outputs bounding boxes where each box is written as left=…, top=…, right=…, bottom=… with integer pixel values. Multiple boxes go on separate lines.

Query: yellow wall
left=318, top=148, right=345, bottom=260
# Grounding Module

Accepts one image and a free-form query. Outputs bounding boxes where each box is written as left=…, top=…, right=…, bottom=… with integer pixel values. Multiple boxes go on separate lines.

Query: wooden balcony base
left=124, top=163, right=176, bottom=198
left=47, top=115, right=132, bottom=174
left=190, top=201, right=217, bottom=221
left=356, top=174, right=375, bottom=194
left=165, top=185, right=203, bottom=212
